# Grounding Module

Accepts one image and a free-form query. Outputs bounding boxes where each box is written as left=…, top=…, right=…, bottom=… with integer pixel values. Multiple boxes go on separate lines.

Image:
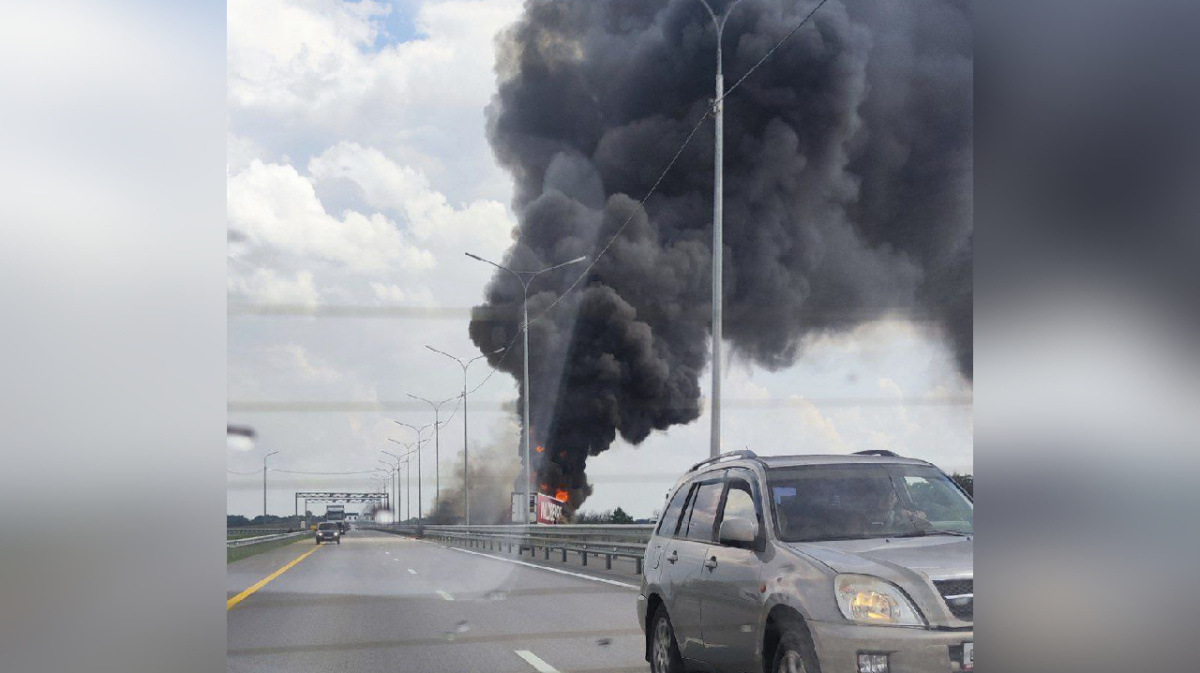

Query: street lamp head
left=568, top=255, right=587, bottom=265
left=464, top=252, right=485, bottom=262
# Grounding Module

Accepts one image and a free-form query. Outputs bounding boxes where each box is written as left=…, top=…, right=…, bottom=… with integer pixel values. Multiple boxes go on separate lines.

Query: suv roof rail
left=689, top=449, right=759, bottom=473
left=853, top=449, right=901, bottom=457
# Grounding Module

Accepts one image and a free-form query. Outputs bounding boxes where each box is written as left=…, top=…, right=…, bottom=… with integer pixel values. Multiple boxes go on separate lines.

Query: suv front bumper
left=808, top=621, right=973, bottom=673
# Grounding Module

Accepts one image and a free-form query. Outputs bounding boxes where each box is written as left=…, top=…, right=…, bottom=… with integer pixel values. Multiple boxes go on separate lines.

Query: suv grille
left=934, top=579, right=973, bottom=621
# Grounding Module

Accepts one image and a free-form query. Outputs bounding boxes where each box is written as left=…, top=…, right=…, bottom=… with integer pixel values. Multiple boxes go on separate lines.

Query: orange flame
left=535, top=445, right=545, bottom=453
left=555, top=489, right=570, bottom=502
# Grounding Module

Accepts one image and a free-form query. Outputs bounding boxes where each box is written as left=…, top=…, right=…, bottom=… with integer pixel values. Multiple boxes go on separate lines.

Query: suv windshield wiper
left=891, top=528, right=973, bottom=538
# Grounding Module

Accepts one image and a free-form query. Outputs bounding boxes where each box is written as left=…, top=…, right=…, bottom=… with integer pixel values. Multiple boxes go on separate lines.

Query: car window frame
left=656, top=481, right=693, bottom=537
left=666, top=481, right=699, bottom=539
left=714, top=469, right=765, bottom=550
left=679, top=476, right=726, bottom=543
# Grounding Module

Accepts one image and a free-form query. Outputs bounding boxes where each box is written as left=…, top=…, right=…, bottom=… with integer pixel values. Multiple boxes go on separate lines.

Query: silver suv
left=638, top=450, right=973, bottom=673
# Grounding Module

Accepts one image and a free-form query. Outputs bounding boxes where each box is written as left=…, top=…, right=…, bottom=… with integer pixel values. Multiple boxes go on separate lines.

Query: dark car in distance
left=315, top=521, right=341, bottom=545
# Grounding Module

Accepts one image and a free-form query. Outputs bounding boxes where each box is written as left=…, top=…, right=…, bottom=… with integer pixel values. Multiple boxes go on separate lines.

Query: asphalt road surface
left=227, top=529, right=650, bottom=673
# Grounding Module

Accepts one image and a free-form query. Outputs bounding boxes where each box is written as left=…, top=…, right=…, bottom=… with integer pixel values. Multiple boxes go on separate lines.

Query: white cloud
left=227, top=133, right=267, bottom=174
left=228, top=0, right=522, bottom=205
left=267, top=343, right=342, bottom=382
left=227, top=159, right=436, bottom=272
left=309, top=142, right=514, bottom=255
left=228, top=268, right=321, bottom=307
left=369, top=281, right=436, bottom=306
left=227, top=0, right=387, bottom=111
left=229, top=0, right=520, bottom=117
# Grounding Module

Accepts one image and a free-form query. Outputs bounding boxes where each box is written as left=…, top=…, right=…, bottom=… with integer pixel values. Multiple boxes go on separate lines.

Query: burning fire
left=535, top=445, right=545, bottom=453
left=538, top=483, right=571, bottom=503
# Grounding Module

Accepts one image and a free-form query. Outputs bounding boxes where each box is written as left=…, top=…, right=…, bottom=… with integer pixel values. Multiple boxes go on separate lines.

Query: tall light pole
left=388, top=438, right=418, bottom=523
left=376, top=461, right=396, bottom=517
left=406, top=394, right=454, bottom=516
left=373, top=467, right=392, bottom=516
left=465, top=252, right=588, bottom=523
left=426, top=345, right=503, bottom=524
left=263, top=450, right=279, bottom=520
left=381, top=449, right=403, bottom=522
left=394, top=421, right=432, bottom=526
left=402, top=454, right=412, bottom=522
left=697, top=0, right=744, bottom=458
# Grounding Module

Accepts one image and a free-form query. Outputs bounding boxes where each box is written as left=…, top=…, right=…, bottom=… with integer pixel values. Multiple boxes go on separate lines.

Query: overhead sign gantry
left=295, top=492, right=388, bottom=525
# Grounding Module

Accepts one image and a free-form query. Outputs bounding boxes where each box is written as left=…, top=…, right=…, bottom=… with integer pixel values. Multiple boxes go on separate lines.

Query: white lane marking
left=436, top=590, right=455, bottom=601
left=515, top=650, right=561, bottom=673
left=447, top=546, right=638, bottom=590
left=407, top=568, right=417, bottom=575
left=385, top=551, right=391, bottom=555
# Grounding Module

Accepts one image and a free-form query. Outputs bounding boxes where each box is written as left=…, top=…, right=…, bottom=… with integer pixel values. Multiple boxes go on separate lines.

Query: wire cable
left=474, top=0, right=835, bottom=375
left=717, top=0, right=833, bottom=105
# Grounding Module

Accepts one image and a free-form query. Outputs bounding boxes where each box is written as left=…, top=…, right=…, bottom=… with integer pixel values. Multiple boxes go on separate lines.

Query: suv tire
left=771, top=625, right=820, bottom=673
left=649, top=605, right=684, bottom=673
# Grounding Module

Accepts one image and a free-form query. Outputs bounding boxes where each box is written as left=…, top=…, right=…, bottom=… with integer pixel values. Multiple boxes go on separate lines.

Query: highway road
left=227, top=529, right=650, bottom=673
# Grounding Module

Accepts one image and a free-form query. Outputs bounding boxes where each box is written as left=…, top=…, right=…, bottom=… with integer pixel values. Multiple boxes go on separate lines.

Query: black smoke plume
left=468, top=0, right=972, bottom=506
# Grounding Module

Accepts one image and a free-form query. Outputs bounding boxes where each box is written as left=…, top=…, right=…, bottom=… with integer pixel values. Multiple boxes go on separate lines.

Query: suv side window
left=721, top=481, right=756, bottom=523
left=715, top=472, right=763, bottom=545
left=657, top=483, right=692, bottom=537
left=682, top=480, right=724, bottom=542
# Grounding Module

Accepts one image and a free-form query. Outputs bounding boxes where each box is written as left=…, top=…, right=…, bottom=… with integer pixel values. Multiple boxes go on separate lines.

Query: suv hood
left=787, top=535, right=973, bottom=579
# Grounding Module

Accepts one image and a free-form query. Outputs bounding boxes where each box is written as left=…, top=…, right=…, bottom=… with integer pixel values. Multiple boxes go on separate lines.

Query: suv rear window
left=657, top=484, right=691, bottom=537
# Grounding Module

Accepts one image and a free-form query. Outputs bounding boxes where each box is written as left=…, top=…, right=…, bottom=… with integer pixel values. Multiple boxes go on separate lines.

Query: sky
left=226, top=0, right=973, bottom=519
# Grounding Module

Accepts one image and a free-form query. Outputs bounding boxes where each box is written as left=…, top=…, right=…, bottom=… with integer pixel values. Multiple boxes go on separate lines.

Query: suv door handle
left=667, top=550, right=679, bottom=564
left=704, top=556, right=718, bottom=570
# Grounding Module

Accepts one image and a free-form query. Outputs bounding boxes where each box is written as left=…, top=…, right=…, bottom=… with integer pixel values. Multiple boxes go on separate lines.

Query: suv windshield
left=767, top=463, right=973, bottom=542
left=318, top=523, right=336, bottom=530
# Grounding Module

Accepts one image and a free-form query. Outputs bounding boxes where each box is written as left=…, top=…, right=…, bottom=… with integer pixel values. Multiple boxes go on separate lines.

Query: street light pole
left=697, top=0, right=744, bottom=458
left=403, top=455, right=411, bottom=521
left=465, top=252, right=587, bottom=523
left=376, top=461, right=395, bottom=517
left=406, top=394, right=453, bottom=517
left=263, top=450, right=279, bottom=520
left=426, top=345, right=503, bottom=524
left=382, top=449, right=405, bottom=523
left=388, top=438, right=418, bottom=523
left=373, top=467, right=392, bottom=516
left=394, top=421, right=432, bottom=526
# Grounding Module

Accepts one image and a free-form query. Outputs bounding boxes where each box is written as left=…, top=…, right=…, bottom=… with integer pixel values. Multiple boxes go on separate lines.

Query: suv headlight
left=834, top=575, right=925, bottom=626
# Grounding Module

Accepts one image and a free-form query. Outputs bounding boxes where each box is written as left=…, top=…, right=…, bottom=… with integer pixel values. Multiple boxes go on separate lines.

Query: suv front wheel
left=771, top=625, right=820, bottom=673
left=649, top=605, right=684, bottom=673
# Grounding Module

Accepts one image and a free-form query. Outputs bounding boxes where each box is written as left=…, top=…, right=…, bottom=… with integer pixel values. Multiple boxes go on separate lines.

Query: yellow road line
left=227, top=544, right=321, bottom=610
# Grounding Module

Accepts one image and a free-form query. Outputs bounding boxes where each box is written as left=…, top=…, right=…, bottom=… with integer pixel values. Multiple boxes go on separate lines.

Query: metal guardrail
left=366, top=523, right=654, bottom=575
left=227, top=530, right=307, bottom=548
left=228, top=527, right=297, bottom=536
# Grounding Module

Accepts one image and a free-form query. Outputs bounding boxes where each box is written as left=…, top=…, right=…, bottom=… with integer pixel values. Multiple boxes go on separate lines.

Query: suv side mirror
left=718, top=517, right=758, bottom=546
